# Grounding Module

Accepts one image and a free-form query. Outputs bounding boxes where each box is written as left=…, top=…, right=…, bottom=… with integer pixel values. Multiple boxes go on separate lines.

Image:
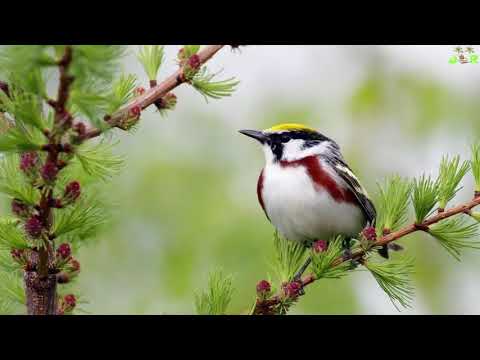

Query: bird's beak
left=238, top=129, right=268, bottom=144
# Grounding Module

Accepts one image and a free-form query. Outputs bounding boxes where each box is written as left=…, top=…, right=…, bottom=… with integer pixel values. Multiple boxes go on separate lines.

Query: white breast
left=261, top=160, right=365, bottom=244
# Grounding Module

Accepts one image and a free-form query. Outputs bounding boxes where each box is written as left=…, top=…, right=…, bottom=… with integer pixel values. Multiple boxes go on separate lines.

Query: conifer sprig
left=74, top=141, right=124, bottom=182
left=137, top=45, right=165, bottom=81
left=437, top=155, right=470, bottom=210
left=412, top=174, right=439, bottom=223
left=375, top=175, right=411, bottom=234
left=271, top=231, right=307, bottom=282
left=191, top=68, right=239, bottom=102
left=428, top=216, right=480, bottom=260
left=107, top=74, right=137, bottom=114
left=0, top=218, right=29, bottom=250
left=0, top=271, right=25, bottom=312
left=311, top=236, right=351, bottom=279
left=364, top=255, right=415, bottom=310
left=195, top=269, right=234, bottom=315
left=53, top=198, right=108, bottom=239
left=0, top=45, right=233, bottom=315
left=0, top=154, right=39, bottom=204
left=470, top=143, right=480, bottom=193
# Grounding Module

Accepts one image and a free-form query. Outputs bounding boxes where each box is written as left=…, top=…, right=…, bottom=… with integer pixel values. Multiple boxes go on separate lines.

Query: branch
left=103, top=45, right=225, bottom=130
left=24, top=46, right=75, bottom=315
left=253, top=194, right=480, bottom=315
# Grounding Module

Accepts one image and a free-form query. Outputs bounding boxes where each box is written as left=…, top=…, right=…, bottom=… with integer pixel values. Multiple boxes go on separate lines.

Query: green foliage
left=0, top=154, right=39, bottom=204
left=0, top=271, right=25, bottom=309
left=0, top=248, right=21, bottom=272
left=70, top=46, right=127, bottom=88
left=0, top=125, right=43, bottom=152
left=375, top=175, right=412, bottom=234
left=311, top=236, right=351, bottom=279
left=271, top=231, right=307, bottom=282
left=428, top=216, right=480, bottom=260
left=0, top=86, right=45, bottom=130
left=107, top=74, right=137, bottom=114
left=0, top=46, right=55, bottom=81
left=8, top=69, right=47, bottom=99
left=0, top=85, right=46, bottom=152
left=0, top=299, right=17, bottom=314
left=437, top=155, right=470, bottom=209
left=53, top=197, right=109, bottom=240
left=191, top=68, right=239, bottom=102
left=182, top=45, right=201, bottom=58
left=137, top=45, right=164, bottom=81
left=471, top=143, right=480, bottom=193
left=195, top=269, right=234, bottom=315
left=74, top=140, right=124, bottom=182
left=0, top=218, right=29, bottom=250
left=412, top=174, right=439, bottom=223
left=69, top=86, right=110, bottom=127
left=67, top=46, right=128, bottom=129
left=364, top=255, right=415, bottom=310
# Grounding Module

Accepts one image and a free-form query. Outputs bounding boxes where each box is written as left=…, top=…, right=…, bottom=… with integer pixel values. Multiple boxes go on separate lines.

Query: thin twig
left=100, top=45, right=225, bottom=132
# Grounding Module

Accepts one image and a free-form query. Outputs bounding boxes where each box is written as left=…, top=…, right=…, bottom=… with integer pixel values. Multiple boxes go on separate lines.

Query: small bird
left=239, top=123, right=387, bottom=279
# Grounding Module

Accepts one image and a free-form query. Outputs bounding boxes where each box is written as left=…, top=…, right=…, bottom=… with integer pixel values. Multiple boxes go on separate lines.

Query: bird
left=239, top=123, right=388, bottom=280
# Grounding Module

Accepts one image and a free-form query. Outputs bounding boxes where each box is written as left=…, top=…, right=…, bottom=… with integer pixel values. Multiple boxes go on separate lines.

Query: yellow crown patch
left=265, top=123, right=317, bottom=133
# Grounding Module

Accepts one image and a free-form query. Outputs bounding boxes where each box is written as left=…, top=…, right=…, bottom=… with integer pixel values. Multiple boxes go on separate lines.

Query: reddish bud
left=63, top=294, right=76, bottom=312
left=57, top=243, right=71, bottom=259
left=52, top=198, right=63, bottom=208
left=57, top=272, right=70, bottom=284
left=73, top=122, right=86, bottom=136
left=134, top=87, right=146, bottom=96
left=256, top=280, right=271, bottom=297
left=62, top=143, right=73, bottom=154
left=40, top=161, right=58, bottom=182
left=11, top=199, right=29, bottom=218
left=187, top=54, right=201, bottom=70
left=20, top=152, right=38, bottom=173
left=11, top=249, right=25, bottom=264
left=163, top=93, right=177, bottom=110
left=69, top=258, right=81, bottom=272
left=64, top=181, right=81, bottom=204
left=362, top=226, right=377, bottom=242
left=129, top=105, right=141, bottom=118
left=284, top=281, right=302, bottom=298
left=313, top=240, right=328, bottom=253
left=25, top=216, right=42, bottom=238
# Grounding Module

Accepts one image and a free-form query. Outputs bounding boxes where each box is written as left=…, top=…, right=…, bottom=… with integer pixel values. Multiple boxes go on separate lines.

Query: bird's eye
left=280, top=135, right=290, bottom=143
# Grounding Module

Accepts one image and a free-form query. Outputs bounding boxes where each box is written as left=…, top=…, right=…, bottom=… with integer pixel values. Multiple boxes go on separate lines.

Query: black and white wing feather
left=324, top=155, right=391, bottom=258
left=325, top=156, right=376, bottom=224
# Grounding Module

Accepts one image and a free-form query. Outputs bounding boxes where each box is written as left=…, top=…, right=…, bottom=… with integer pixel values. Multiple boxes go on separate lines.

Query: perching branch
left=252, top=193, right=480, bottom=315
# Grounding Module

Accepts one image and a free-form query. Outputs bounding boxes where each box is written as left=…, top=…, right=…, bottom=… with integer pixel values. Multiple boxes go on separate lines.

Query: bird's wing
left=324, top=156, right=376, bottom=224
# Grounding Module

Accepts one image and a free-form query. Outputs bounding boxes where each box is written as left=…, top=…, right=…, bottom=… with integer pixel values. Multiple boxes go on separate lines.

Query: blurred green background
left=59, top=45, right=480, bottom=314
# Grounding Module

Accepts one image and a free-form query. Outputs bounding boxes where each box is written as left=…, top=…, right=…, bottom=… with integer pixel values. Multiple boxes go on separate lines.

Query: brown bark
left=24, top=250, right=58, bottom=315
left=24, top=272, right=57, bottom=315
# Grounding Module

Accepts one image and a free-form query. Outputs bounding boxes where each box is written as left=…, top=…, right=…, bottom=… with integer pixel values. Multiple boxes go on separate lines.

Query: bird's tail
left=378, top=245, right=389, bottom=259
left=378, top=243, right=404, bottom=259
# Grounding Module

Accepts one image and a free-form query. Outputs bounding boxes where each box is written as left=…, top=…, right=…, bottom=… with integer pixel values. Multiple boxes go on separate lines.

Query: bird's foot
left=342, top=248, right=352, bottom=261
left=349, top=259, right=360, bottom=270
left=290, top=274, right=305, bottom=296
